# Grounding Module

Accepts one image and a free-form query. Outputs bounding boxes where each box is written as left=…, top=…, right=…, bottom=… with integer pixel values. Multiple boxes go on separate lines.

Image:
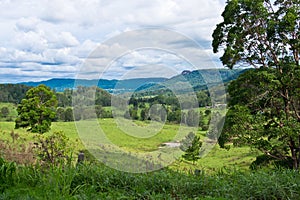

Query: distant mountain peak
left=181, top=70, right=192, bottom=75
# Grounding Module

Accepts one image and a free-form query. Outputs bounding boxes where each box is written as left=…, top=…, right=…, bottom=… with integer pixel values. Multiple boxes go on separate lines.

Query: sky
left=0, top=0, right=226, bottom=83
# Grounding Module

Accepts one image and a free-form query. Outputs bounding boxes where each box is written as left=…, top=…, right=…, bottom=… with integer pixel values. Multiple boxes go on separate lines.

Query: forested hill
left=20, top=77, right=167, bottom=93
left=19, top=69, right=247, bottom=93
left=137, top=68, right=248, bottom=95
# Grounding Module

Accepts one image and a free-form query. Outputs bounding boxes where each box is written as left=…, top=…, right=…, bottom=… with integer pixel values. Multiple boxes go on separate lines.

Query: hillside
left=19, top=69, right=247, bottom=94
left=20, top=77, right=167, bottom=93
left=136, top=68, right=248, bottom=95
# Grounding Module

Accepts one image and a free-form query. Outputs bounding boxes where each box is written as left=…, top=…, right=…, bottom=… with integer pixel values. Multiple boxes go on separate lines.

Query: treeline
left=123, top=92, right=212, bottom=129
left=55, top=86, right=112, bottom=121
left=0, top=84, right=213, bottom=126
left=0, top=84, right=31, bottom=104
left=0, top=84, right=112, bottom=107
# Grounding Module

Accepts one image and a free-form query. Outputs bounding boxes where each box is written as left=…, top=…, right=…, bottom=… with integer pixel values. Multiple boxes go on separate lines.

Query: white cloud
left=47, top=31, right=80, bottom=48
left=15, top=17, right=40, bottom=32
left=13, top=30, right=47, bottom=53
left=0, top=0, right=226, bottom=83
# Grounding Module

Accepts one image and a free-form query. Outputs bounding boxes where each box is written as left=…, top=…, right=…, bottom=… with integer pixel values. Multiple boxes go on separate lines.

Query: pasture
left=0, top=118, right=258, bottom=172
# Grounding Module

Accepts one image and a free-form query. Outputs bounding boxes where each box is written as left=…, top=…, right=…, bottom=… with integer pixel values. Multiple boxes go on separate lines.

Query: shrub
left=34, top=131, right=74, bottom=167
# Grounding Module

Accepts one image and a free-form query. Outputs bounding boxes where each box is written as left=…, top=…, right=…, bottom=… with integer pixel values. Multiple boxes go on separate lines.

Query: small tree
left=15, top=85, right=57, bottom=134
left=180, top=132, right=202, bottom=164
left=1, top=107, right=9, bottom=118
left=64, top=107, right=74, bottom=122
left=56, top=107, right=65, bottom=121
left=34, top=131, right=73, bottom=167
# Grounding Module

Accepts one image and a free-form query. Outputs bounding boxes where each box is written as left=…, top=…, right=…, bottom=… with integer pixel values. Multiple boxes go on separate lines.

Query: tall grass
left=0, top=159, right=299, bottom=199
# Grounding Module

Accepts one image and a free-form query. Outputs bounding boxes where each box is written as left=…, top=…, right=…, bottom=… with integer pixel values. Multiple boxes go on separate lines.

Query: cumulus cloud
left=15, top=17, right=40, bottom=32
left=14, top=30, right=48, bottom=53
left=0, top=0, right=226, bottom=83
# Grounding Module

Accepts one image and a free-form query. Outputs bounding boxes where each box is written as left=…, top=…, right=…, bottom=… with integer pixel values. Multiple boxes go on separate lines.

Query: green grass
left=1, top=119, right=298, bottom=199
left=0, top=161, right=299, bottom=199
left=0, top=119, right=259, bottom=172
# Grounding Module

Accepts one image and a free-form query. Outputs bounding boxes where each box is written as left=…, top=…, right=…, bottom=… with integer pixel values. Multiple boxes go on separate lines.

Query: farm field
left=0, top=119, right=258, bottom=172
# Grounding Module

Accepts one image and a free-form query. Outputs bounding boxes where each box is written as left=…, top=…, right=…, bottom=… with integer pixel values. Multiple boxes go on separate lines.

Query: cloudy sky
left=0, top=0, right=226, bottom=83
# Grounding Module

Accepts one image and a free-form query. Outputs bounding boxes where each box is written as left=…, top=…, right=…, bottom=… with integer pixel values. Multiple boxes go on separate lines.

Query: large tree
left=213, top=0, right=300, bottom=169
left=15, top=85, right=58, bottom=134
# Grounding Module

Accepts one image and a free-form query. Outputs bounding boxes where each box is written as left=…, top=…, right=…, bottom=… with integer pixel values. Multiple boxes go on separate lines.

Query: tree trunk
left=289, top=138, right=298, bottom=170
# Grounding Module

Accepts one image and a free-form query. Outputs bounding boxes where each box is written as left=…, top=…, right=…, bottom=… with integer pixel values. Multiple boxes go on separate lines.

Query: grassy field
left=1, top=111, right=299, bottom=199
left=0, top=118, right=259, bottom=172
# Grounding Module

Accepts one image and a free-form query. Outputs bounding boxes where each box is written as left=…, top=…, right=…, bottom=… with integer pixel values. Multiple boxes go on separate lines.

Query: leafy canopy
left=15, top=84, right=58, bottom=134
left=213, top=0, right=300, bottom=169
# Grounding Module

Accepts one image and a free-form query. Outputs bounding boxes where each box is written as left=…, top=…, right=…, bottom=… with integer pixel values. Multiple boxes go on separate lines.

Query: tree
left=186, top=110, right=199, bottom=127
left=140, top=107, right=149, bottom=121
left=15, top=85, right=58, bottom=134
left=180, top=132, right=202, bottom=164
left=212, top=0, right=299, bottom=69
left=213, top=0, right=300, bottom=169
left=129, top=107, right=138, bottom=120
left=64, top=107, right=74, bottom=122
left=1, top=107, right=9, bottom=118
left=56, top=107, right=65, bottom=121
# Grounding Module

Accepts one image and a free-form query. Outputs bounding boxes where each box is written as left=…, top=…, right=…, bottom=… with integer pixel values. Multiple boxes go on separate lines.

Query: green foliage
left=213, top=0, right=300, bottom=169
left=221, top=67, right=300, bottom=169
left=212, top=0, right=299, bottom=69
left=0, top=107, right=9, bottom=118
left=1, top=163, right=300, bottom=199
left=34, top=131, right=73, bottom=167
left=15, top=85, right=58, bottom=134
left=0, top=103, right=17, bottom=122
left=64, top=107, right=74, bottom=121
left=0, top=158, right=16, bottom=193
left=186, top=110, right=199, bottom=127
left=180, top=132, right=202, bottom=164
left=0, top=84, right=31, bottom=104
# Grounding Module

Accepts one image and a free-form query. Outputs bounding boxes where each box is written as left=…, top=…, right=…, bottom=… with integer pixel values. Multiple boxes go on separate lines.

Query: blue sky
left=0, top=0, right=226, bottom=83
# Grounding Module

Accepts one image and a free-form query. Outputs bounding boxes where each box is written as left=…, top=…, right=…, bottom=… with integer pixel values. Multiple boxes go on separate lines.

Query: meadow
left=0, top=119, right=258, bottom=172
left=0, top=103, right=288, bottom=188
left=1, top=105, right=299, bottom=199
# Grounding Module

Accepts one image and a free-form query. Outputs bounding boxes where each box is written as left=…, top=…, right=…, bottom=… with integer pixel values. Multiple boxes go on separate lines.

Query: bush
left=34, top=131, right=74, bottom=167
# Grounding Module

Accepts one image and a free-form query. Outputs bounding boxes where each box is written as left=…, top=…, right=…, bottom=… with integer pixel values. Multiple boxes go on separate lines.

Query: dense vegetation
left=1, top=159, right=300, bottom=199
left=0, top=84, right=31, bottom=104
left=213, top=0, right=300, bottom=170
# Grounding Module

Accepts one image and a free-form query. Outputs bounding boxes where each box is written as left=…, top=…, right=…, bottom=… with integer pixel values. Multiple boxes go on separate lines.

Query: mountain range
left=19, top=68, right=248, bottom=93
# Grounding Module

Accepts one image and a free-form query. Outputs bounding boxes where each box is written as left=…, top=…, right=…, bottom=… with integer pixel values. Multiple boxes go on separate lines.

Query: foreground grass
left=1, top=160, right=299, bottom=200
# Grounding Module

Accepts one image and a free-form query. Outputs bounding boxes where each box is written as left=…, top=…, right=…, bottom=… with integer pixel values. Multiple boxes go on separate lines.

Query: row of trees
left=0, top=84, right=31, bottom=104
left=129, top=90, right=211, bottom=109
left=0, top=84, right=112, bottom=108
left=55, top=106, right=112, bottom=122
left=126, top=105, right=211, bottom=129
left=14, top=84, right=212, bottom=133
